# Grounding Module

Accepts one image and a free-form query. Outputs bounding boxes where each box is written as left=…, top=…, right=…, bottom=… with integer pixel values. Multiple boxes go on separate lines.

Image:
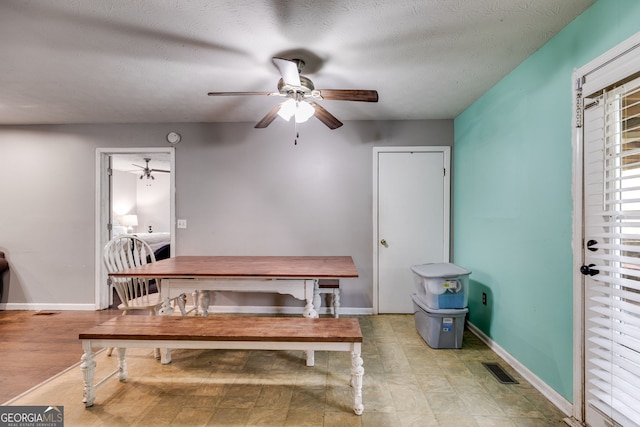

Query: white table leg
left=80, top=341, right=96, bottom=407
left=191, top=290, right=200, bottom=315
left=304, top=280, right=318, bottom=318
left=313, top=285, right=321, bottom=316
left=176, top=293, right=187, bottom=316
left=200, top=290, right=211, bottom=317
left=159, top=278, right=173, bottom=316
left=350, top=346, right=364, bottom=415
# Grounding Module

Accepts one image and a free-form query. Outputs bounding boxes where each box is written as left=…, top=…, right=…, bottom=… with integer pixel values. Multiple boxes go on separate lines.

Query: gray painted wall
left=0, top=119, right=452, bottom=310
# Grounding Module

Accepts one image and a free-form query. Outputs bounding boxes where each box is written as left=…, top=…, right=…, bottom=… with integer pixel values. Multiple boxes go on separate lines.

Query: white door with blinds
left=581, top=74, right=640, bottom=426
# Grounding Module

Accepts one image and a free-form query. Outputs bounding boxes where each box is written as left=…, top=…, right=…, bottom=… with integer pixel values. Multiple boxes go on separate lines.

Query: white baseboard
left=466, top=321, right=573, bottom=417
left=0, top=302, right=375, bottom=316
left=184, top=304, right=375, bottom=316
left=0, top=303, right=97, bottom=311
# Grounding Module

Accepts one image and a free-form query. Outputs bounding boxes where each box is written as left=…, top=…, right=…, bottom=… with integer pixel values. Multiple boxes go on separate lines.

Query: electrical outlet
left=482, top=292, right=487, bottom=305
left=177, top=219, right=187, bottom=229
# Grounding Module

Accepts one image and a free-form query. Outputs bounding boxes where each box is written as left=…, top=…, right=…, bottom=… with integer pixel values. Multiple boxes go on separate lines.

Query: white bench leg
left=306, top=350, right=315, bottom=367
left=160, top=348, right=172, bottom=364
left=116, top=347, right=128, bottom=381
left=332, top=289, right=341, bottom=318
left=80, top=342, right=96, bottom=407
left=313, top=286, right=340, bottom=318
left=350, top=347, right=364, bottom=415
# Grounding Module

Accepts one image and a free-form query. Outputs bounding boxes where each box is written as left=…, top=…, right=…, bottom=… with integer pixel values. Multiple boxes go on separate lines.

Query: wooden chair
left=103, top=235, right=187, bottom=357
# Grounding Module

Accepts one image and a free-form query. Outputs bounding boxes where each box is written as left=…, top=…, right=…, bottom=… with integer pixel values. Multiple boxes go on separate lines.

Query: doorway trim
left=372, top=146, right=451, bottom=315
left=94, top=147, right=176, bottom=309
left=571, top=32, right=640, bottom=425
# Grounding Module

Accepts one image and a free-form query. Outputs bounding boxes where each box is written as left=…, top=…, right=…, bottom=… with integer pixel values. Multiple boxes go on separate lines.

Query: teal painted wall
left=453, top=0, right=640, bottom=402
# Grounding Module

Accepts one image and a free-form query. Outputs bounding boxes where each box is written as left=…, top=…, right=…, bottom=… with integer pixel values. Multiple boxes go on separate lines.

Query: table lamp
left=121, top=214, right=138, bottom=234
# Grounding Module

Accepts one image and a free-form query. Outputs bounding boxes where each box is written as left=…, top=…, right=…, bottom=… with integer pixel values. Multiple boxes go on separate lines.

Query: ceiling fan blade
left=132, top=164, right=145, bottom=169
left=311, top=103, right=343, bottom=130
left=255, top=103, right=282, bottom=128
left=316, top=89, right=379, bottom=102
left=207, top=91, right=277, bottom=96
left=272, top=57, right=301, bottom=87
left=150, top=169, right=170, bottom=173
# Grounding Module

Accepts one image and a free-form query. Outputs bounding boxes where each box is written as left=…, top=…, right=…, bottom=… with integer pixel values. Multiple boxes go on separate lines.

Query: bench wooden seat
left=79, top=315, right=364, bottom=415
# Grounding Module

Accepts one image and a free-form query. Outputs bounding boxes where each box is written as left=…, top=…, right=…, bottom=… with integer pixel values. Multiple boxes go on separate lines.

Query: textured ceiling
left=0, top=0, right=595, bottom=126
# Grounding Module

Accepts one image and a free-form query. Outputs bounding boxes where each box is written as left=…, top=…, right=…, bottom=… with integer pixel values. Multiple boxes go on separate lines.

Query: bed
left=132, top=232, right=171, bottom=260
left=111, top=227, right=171, bottom=261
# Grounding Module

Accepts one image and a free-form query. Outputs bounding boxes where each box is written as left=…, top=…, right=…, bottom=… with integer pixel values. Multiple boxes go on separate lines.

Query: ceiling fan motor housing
left=278, top=75, right=315, bottom=96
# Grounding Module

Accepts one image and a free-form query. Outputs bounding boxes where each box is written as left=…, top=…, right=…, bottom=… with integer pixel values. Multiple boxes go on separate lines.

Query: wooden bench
left=79, top=315, right=364, bottom=415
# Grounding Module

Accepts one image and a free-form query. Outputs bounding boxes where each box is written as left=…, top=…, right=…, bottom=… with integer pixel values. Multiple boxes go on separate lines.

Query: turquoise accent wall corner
left=453, top=0, right=640, bottom=402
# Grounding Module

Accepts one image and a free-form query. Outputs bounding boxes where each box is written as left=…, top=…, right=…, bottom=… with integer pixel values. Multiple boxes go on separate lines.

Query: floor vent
left=34, top=311, right=60, bottom=316
left=482, top=362, right=519, bottom=384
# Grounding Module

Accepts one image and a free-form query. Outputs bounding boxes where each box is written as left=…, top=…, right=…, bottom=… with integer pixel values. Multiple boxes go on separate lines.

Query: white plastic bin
left=411, top=262, right=470, bottom=309
left=411, top=293, right=468, bottom=349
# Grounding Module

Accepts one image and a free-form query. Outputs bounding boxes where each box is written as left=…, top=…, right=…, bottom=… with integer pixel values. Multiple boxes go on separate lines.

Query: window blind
left=586, top=76, right=640, bottom=426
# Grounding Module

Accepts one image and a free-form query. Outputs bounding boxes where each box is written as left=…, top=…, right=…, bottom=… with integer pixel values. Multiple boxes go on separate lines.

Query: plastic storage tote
left=411, top=262, right=470, bottom=309
left=411, top=293, right=468, bottom=349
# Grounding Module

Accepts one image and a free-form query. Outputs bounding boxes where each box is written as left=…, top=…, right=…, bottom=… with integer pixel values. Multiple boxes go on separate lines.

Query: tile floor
left=8, top=315, right=568, bottom=426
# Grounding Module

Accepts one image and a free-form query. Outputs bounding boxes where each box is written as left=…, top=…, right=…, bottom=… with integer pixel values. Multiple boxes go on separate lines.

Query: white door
left=575, top=34, right=640, bottom=427
left=374, top=147, right=450, bottom=313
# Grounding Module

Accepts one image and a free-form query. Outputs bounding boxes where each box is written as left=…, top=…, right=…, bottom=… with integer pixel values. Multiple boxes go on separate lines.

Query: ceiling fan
left=133, top=158, right=169, bottom=180
left=207, top=57, right=378, bottom=130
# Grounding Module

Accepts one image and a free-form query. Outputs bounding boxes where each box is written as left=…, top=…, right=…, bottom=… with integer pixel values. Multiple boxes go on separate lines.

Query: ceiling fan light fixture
left=277, top=99, right=297, bottom=121
left=295, top=100, right=315, bottom=123
left=277, top=99, right=315, bottom=123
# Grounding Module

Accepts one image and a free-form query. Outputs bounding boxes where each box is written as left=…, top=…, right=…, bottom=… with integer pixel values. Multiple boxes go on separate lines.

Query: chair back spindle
left=103, top=236, right=158, bottom=310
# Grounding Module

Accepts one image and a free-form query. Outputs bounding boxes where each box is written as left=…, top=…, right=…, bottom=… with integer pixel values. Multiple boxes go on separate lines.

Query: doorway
left=95, top=147, right=175, bottom=309
left=373, top=147, right=450, bottom=314
left=573, top=33, right=640, bottom=427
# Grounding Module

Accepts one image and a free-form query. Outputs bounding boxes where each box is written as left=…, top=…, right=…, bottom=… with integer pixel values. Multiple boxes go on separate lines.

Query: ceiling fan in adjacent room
left=207, top=57, right=378, bottom=130
left=133, top=158, right=169, bottom=180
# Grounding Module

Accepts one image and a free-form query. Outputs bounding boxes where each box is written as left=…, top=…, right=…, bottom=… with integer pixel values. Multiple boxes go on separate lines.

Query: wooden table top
left=79, top=315, right=362, bottom=343
left=109, top=256, right=359, bottom=279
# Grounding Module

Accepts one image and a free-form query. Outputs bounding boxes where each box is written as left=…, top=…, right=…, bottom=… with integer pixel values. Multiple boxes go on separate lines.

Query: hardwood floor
left=0, top=309, right=119, bottom=404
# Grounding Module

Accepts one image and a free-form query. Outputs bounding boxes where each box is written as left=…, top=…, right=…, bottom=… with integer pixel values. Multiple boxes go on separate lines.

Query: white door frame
left=94, top=147, right=176, bottom=309
left=571, top=32, right=640, bottom=425
left=372, top=146, right=451, bottom=314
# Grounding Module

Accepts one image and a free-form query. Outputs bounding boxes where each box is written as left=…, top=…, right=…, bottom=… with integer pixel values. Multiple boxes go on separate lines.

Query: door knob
left=580, top=264, right=599, bottom=276
left=380, top=239, right=387, bottom=247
